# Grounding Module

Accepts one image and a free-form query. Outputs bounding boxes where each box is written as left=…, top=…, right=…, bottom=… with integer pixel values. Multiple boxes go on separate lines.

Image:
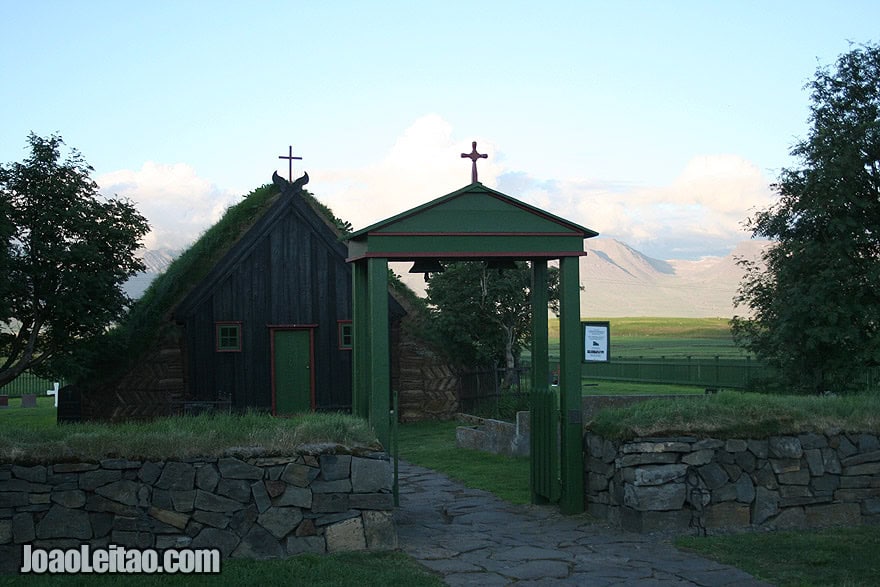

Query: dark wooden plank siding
left=181, top=195, right=354, bottom=412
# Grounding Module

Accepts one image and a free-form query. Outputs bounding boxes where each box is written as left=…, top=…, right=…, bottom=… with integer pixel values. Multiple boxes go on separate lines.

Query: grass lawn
left=397, top=420, right=531, bottom=505
left=677, top=526, right=880, bottom=587
left=583, top=380, right=706, bottom=395
left=1, top=552, right=444, bottom=586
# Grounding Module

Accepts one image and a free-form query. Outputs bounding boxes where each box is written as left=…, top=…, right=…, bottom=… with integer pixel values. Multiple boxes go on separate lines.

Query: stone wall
left=585, top=431, right=880, bottom=533
left=0, top=447, right=397, bottom=573
left=455, top=412, right=530, bottom=457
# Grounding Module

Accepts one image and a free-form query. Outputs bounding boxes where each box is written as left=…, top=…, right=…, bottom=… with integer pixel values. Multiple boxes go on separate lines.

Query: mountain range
left=124, top=239, right=771, bottom=318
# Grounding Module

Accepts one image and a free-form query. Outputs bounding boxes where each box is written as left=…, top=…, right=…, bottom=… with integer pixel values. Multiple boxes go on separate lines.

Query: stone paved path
left=395, top=461, right=772, bottom=586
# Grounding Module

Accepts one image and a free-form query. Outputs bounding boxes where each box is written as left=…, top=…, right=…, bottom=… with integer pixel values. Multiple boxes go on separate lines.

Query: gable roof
left=345, top=182, right=598, bottom=261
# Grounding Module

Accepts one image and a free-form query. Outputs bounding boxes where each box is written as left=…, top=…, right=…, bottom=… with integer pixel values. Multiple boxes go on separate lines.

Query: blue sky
left=2, top=1, right=878, bottom=258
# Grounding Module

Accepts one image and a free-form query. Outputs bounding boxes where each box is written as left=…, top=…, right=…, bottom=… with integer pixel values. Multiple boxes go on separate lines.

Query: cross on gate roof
left=278, top=146, right=303, bottom=182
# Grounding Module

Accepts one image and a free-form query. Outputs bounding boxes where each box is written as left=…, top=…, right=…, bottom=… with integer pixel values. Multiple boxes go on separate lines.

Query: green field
left=545, top=317, right=745, bottom=360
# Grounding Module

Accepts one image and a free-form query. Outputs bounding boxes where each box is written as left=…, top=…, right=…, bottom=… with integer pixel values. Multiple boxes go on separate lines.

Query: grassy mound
left=0, top=409, right=379, bottom=464
left=589, top=390, right=880, bottom=440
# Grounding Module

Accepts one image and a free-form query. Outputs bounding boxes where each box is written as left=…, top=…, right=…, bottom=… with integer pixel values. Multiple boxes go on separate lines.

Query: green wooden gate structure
left=345, top=177, right=596, bottom=514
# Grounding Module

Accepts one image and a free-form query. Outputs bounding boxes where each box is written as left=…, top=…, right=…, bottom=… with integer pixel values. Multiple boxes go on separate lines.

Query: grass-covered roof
left=72, top=178, right=355, bottom=385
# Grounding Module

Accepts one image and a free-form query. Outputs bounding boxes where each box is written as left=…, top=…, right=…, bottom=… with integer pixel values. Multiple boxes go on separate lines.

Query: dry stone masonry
left=0, top=446, right=397, bottom=573
left=585, top=431, right=880, bottom=533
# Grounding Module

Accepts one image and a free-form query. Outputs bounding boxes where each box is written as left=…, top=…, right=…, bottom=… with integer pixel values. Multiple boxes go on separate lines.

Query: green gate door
left=530, top=387, right=561, bottom=503
left=273, top=329, right=314, bottom=415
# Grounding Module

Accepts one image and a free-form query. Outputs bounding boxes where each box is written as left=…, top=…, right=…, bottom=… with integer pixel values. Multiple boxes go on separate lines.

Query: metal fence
left=0, top=372, right=66, bottom=397
left=457, top=366, right=532, bottom=419
left=580, top=357, right=880, bottom=391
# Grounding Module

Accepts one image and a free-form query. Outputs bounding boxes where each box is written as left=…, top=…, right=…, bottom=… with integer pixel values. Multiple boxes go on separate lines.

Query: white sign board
left=582, top=321, right=610, bottom=362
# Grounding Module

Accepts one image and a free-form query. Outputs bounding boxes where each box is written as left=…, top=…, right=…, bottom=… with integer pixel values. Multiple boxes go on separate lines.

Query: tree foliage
left=425, top=261, right=559, bottom=374
left=0, top=133, right=149, bottom=386
left=732, top=43, right=880, bottom=393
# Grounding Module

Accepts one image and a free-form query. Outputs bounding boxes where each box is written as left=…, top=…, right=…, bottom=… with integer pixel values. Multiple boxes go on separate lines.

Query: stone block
left=170, top=489, right=195, bottom=512
left=681, top=449, right=715, bottom=467
left=693, top=439, right=724, bottom=451
left=752, top=487, right=779, bottom=525
left=616, top=452, right=680, bottom=467
left=149, top=507, right=189, bottom=530
left=156, top=462, right=195, bottom=491
left=362, top=510, right=398, bottom=550
left=53, top=463, right=99, bottom=474
left=95, top=480, right=140, bottom=506
left=837, top=435, right=858, bottom=458
left=311, top=479, right=353, bottom=493
left=229, top=504, right=258, bottom=535
left=217, top=478, right=253, bottom=503
left=264, top=480, right=286, bottom=498
left=704, top=502, right=750, bottom=528
left=821, top=448, right=842, bottom=474
left=218, top=457, right=263, bottom=481
left=36, top=505, right=92, bottom=539
left=319, top=455, right=352, bottom=481
left=251, top=481, right=271, bottom=514
left=51, top=490, right=86, bottom=509
left=312, top=493, right=349, bottom=513
left=79, top=469, right=122, bottom=491
left=777, top=469, right=810, bottom=486
left=858, top=433, right=880, bottom=452
left=747, top=439, right=769, bottom=459
left=844, top=462, right=880, bottom=476
left=351, top=457, right=391, bottom=493
left=798, top=432, right=828, bottom=450
left=770, top=506, right=806, bottom=529
left=804, top=503, right=861, bottom=527
left=588, top=472, right=609, bottom=492
left=711, top=482, right=738, bottom=503
left=350, top=493, right=394, bottom=510
left=195, top=464, right=220, bottom=492
left=12, top=512, right=34, bottom=543
left=809, top=475, right=840, bottom=495
left=840, top=475, right=872, bottom=489
left=620, top=507, right=691, bottom=533
left=111, top=530, right=153, bottom=548
left=734, top=450, right=757, bottom=473
left=725, top=439, right=748, bottom=453
left=621, top=441, right=691, bottom=454
left=770, top=458, right=801, bottom=474
left=138, top=461, right=163, bottom=484
left=862, top=498, right=880, bottom=516
left=623, top=482, right=686, bottom=511
left=192, top=510, right=229, bottom=529
left=697, top=463, right=729, bottom=490
left=12, top=465, right=46, bottom=483
left=735, top=474, right=755, bottom=503
left=281, top=463, right=319, bottom=487
left=155, top=535, right=193, bottom=549
left=257, top=506, right=303, bottom=539
left=0, top=520, right=10, bottom=544
left=625, top=464, right=687, bottom=487
left=273, top=485, right=312, bottom=509
left=769, top=436, right=803, bottom=459
left=804, top=449, right=825, bottom=476
left=325, top=516, right=366, bottom=553
left=194, top=489, right=245, bottom=513
left=287, top=535, right=326, bottom=555
left=232, top=524, right=284, bottom=559
left=841, top=450, right=880, bottom=467
left=100, top=459, right=142, bottom=470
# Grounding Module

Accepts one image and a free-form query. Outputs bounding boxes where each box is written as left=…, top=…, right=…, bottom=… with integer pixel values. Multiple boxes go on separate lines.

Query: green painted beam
left=367, top=257, right=390, bottom=448
left=558, top=256, right=585, bottom=514
left=351, top=260, right=370, bottom=420
left=530, top=260, right=551, bottom=504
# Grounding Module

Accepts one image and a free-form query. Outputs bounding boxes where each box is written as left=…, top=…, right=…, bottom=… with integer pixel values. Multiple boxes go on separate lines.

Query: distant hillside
left=393, top=238, right=771, bottom=318
left=580, top=238, right=770, bottom=318
left=122, top=247, right=179, bottom=299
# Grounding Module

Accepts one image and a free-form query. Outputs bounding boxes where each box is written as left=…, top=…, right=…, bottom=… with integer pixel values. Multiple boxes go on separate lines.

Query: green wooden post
left=530, top=260, right=550, bottom=503
left=367, top=257, right=390, bottom=448
left=351, top=260, right=370, bottom=420
left=559, top=255, right=584, bottom=514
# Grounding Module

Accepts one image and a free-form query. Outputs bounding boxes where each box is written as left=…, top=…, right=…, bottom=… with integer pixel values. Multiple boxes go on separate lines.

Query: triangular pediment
left=346, top=183, right=597, bottom=261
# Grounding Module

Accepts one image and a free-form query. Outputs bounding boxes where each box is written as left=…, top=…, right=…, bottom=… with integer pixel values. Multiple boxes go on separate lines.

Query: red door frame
left=269, top=325, right=317, bottom=415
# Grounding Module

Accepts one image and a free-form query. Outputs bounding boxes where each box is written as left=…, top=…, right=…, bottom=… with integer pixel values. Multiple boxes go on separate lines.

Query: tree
left=426, top=261, right=559, bottom=381
left=731, top=43, right=880, bottom=393
left=0, top=133, right=149, bottom=387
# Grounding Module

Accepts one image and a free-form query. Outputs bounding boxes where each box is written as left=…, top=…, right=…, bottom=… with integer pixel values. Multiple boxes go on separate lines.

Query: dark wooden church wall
left=183, top=202, right=354, bottom=412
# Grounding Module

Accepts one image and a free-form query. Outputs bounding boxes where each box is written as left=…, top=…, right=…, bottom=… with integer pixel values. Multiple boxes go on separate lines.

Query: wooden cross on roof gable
left=278, top=146, right=303, bottom=182
left=461, top=141, right=487, bottom=183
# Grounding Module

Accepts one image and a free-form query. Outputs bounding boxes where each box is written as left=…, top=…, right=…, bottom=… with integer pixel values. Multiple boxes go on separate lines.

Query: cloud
left=313, top=114, right=505, bottom=229
left=496, top=153, right=776, bottom=259
left=98, top=162, right=239, bottom=250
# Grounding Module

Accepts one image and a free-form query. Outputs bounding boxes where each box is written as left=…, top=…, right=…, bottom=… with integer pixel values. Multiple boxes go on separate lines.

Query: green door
left=273, top=329, right=313, bottom=415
